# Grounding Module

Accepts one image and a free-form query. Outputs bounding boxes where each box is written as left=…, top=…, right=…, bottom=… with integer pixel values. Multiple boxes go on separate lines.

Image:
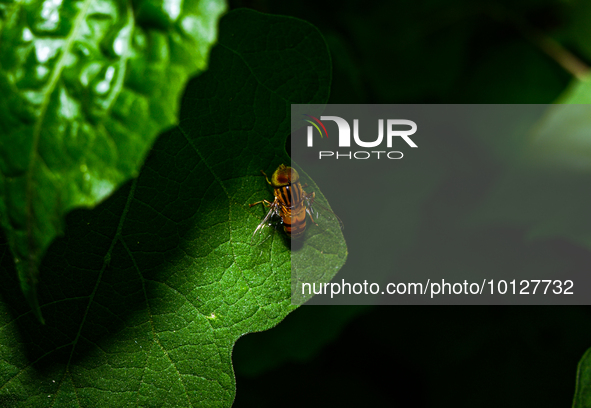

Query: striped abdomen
left=275, top=182, right=307, bottom=238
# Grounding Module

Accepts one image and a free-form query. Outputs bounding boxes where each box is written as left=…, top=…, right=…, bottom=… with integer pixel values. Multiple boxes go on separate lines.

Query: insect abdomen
left=275, top=182, right=306, bottom=238
left=282, top=205, right=306, bottom=238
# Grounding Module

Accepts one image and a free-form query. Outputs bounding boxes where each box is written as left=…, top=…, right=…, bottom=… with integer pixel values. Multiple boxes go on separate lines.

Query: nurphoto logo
left=304, top=114, right=418, bottom=160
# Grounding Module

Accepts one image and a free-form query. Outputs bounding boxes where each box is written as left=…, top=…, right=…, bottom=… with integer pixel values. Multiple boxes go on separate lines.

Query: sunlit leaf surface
left=0, top=0, right=226, bottom=320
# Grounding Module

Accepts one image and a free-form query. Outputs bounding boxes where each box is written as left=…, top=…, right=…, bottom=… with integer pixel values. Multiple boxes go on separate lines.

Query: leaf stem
left=488, top=3, right=590, bottom=80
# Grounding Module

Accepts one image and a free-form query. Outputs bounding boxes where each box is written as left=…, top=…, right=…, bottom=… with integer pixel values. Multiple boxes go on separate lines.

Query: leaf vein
left=120, top=233, right=194, bottom=407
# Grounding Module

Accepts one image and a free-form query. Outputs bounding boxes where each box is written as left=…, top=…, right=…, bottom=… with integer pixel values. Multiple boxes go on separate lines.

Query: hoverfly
left=249, top=164, right=342, bottom=240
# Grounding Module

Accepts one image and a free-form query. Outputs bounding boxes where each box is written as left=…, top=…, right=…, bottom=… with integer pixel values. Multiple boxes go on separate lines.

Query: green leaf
left=555, top=77, right=591, bottom=104
left=573, top=347, right=591, bottom=408
left=0, top=8, right=346, bottom=407
left=0, top=0, right=226, bottom=321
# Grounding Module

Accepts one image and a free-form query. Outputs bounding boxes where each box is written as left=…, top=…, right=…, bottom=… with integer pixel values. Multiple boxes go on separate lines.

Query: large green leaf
left=0, top=0, right=226, bottom=321
left=0, top=8, right=346, bottom=407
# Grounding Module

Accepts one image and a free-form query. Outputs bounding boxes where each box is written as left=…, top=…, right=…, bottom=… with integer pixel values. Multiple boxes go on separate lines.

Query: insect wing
left=305, top=195, right=344, bottom=232
left=250, top=202, right=280, bottom=245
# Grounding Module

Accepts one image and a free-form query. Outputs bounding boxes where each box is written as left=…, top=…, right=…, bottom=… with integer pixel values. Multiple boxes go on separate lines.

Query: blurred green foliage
left=230, top=0, right=591, bottom=407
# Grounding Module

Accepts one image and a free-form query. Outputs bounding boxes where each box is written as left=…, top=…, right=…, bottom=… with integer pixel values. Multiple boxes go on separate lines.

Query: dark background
left=230, top=0, right=591, bottom=406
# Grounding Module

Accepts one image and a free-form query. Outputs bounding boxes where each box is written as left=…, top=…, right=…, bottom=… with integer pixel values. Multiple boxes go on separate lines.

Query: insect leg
left=249, top=199, right=272, bottom=208
left=260, top=170, right=272, bottom=185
